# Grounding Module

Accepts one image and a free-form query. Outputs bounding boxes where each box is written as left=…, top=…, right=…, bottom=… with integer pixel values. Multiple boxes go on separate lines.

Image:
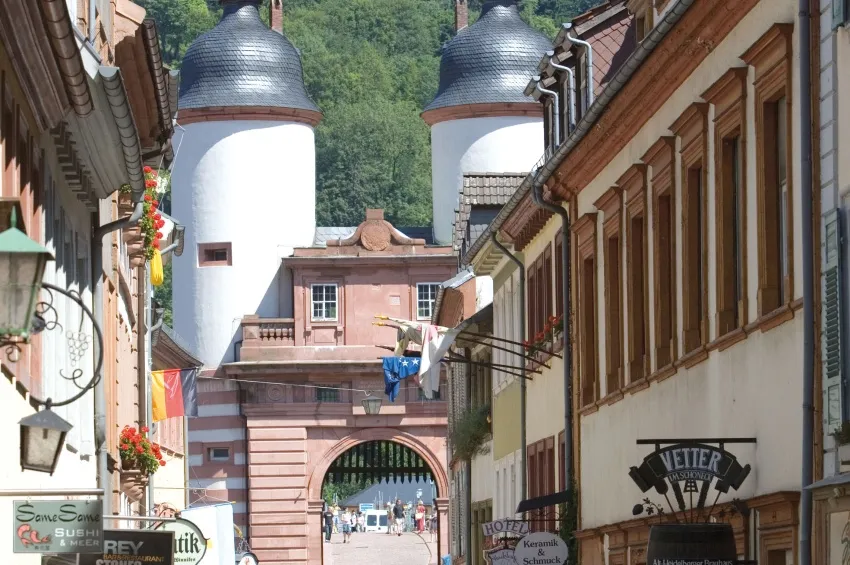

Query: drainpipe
left=535, top=79, right=560, bottom=148
left=490, top=232, right=527, bottom=512
left=92, top=201, right=145, bottom=519
left=563, top=23, right=594, bottom=112
left=548, top=52, right=576, bottom=135
left=88, top=0, right=96, bottom=44
left=530, top=182, right=572, bottom=551
left=799, top=0, right=814, bottom=561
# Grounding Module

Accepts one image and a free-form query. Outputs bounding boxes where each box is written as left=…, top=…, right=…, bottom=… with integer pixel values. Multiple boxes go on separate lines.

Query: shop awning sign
left=154, top=517, right=208, bottom=565
left=78, top=529, right=175, bottom=565
left=12, top=500, right=103, bottom=554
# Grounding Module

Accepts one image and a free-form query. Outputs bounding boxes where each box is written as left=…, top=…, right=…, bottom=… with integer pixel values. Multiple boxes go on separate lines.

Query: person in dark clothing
left=392, top=499, right=405, bottom=536
left=323, top=506, right=334, bottom=542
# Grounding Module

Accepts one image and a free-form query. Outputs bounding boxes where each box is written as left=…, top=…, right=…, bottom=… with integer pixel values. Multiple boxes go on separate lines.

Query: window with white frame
left=416, top=283, right=440, bottom=319
left=311, top=284, right=338, bottom=321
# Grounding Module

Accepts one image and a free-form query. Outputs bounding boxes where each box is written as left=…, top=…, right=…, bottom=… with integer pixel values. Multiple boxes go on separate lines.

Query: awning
left=804, top=472, right=850, bottom=491
left=516, top=490, right=571, bottom=513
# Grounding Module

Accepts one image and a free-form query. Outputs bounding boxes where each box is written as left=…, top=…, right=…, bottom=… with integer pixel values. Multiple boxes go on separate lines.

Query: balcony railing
left=242, top=315, right=295, bottom=346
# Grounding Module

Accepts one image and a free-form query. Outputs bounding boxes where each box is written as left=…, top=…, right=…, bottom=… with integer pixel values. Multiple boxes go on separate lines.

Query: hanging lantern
left=361, top=392, right=382, bottom=415
left=0, top=209, right=54, bottom=339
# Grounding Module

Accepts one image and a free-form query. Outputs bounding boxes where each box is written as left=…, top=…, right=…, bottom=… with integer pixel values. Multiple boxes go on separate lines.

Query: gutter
left=798, top=0, right=814, bottom=561
left=98, top=66, right=145, bottom=200
left=490, top=233, right=528, bottom=511
left=92, top=201, right=145, bottom=520
left=141, top=20, right=175, bottom=151
left=462, top=0, right=695, bottom=266
left=39, top=0, right=94, bottom=115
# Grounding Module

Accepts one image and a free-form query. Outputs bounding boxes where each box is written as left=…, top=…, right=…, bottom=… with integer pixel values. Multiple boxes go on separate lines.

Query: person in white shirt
left=340, top=509, right=352, bottom=543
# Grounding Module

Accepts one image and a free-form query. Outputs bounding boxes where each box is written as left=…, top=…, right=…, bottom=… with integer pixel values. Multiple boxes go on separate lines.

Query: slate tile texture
left=179, top=1, right=320, bottom=113
left=424, top=1, right=551, bottom=112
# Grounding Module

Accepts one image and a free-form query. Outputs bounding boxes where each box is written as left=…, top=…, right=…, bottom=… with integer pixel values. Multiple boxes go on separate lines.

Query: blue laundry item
left=382, top=356, right=421, bottom=402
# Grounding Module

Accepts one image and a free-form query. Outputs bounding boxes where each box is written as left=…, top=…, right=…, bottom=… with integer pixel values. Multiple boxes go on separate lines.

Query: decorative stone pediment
left=326, top=209, right=426, bottom=252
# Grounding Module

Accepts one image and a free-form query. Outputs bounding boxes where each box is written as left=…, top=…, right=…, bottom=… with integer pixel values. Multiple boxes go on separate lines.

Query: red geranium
left=118, top=424, right=165, bottom=475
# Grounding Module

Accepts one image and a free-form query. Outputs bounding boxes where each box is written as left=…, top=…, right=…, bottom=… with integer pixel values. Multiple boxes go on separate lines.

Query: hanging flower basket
left=140, top=167, right=166, bottom=261
left=522, top=314, right=564, bottom=357
left=118, top=425, right=166, bottom=476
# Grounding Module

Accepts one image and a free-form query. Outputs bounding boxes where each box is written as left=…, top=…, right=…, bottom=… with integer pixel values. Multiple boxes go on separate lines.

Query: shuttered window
left=822, top=209, right=844, bottom=431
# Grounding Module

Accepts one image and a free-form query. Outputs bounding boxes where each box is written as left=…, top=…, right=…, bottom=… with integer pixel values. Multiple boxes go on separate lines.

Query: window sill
left=647, top=363, right=676, bottom=384
left=674, top=346, right=708, bottom=370
left=597, top=390, right=624, bottom=407
left=746, top=302, right=795, bottom=334
left=578, top=402, right=599, bottom=416
left=624, top=376, right=650, bottom=394
left=707, top=327, right=747, bottom=353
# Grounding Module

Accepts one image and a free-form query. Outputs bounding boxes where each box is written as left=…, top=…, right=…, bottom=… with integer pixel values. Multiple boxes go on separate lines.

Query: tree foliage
left=139, top=0, right=596, bottom=228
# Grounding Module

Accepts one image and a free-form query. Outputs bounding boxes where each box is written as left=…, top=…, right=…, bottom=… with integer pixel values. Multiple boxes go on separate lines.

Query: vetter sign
left=78, top=529, right=174, bottom=565
left=629, top=443, right=751, bottom=496
left=155, top=517, right=208, bottom=564
left=12, top=500, right=103, bottom=554
left=514, top=533, right=568, bottom=565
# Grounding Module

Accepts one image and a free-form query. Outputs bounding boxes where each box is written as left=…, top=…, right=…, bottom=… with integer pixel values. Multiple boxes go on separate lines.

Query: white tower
left=423, top=0, right=550, bottom=245
left=172, top=0, right=321, bottom=366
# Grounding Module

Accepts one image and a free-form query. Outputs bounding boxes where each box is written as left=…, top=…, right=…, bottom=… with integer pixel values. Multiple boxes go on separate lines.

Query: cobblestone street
left=322, top=531, right=438, bottom=565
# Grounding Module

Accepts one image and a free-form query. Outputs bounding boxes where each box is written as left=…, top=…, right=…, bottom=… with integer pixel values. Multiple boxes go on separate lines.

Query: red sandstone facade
left=189, top=210, right=454, bottom=565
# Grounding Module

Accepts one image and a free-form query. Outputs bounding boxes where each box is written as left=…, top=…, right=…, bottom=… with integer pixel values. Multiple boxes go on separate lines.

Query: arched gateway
left=187, top=211, right=456, bottom=565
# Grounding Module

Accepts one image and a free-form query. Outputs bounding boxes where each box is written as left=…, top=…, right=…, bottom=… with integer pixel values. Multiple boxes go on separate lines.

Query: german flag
left=151, top=368, right=199, bottom=422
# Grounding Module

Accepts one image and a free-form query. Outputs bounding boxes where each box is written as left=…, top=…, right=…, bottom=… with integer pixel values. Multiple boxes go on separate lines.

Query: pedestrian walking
left=415, top=500, right=426, bottom=533
left=357, top=512, right=365, bottom=533
left=386, top=502, right=394, bottom=534
left=341, top=509, right=352, bottom=543
left=393, top=499, right=405, bottom=537
left=323, top=506, right=334, bottom=542
left=429, top=514, right=437, bottom=542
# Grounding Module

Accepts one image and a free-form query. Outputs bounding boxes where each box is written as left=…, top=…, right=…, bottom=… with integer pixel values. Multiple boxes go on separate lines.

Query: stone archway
left=307, top=427, right=449, bottom=499
left=306, top=428, right=450, bottom=565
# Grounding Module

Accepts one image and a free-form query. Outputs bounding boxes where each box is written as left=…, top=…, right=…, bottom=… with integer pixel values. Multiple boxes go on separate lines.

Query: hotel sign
left=12, top=500, right=103, bottom=554
left=482, top=518, right=529, bottom=537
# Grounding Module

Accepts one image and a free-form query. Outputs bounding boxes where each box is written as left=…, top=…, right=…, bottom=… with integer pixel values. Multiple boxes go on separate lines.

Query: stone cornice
left=179, top=105, right=323, bottom=127
left=421, top=102, right=543, bottom=126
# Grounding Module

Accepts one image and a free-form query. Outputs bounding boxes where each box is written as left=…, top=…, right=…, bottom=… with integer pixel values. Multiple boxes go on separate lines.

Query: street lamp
left=18, top=407, right=73, bottom=474
left=361, top=391, right=382, bottom=415
left=0, top=209, right=54, bottom=339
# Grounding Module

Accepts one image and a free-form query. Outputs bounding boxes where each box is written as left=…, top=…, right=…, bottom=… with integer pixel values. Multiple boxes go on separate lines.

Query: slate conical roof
left=178, top=0, right=320, bottom=114
left=424, top=0, right=551, bottom=113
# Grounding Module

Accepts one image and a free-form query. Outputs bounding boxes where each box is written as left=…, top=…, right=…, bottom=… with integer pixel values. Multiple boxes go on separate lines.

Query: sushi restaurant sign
left=12, top=499, right=103, bottom=554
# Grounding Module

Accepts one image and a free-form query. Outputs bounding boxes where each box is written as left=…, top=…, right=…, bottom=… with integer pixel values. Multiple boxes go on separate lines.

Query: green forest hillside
left=140, top=0, right=596, bottom=227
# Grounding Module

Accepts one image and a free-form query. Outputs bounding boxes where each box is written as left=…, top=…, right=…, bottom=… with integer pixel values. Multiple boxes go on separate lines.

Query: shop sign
left=154, top=517, right=207, bottom=565
left=484, top=547, right=519, bottom=565
left=629, top=441, right=751, bottom=506
left=514, top=532, right=568, bottom=565
left=78, top=529, right=174, bottom=565
left=482, top=518, right=528, bottom=537
left=12, top=500, right=103, bottom=554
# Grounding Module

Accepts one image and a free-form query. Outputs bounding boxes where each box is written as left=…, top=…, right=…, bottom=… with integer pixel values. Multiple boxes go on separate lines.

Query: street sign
left=359, top=503, right=374, bottom=512
left=154, top=517, right=208, bottom=565
left=484, top=547, right=519, bottom=565
left=515, top=532, right=568, bottom=565
left=12, top=500, right=103, bottom=554
left=78, top=529, right=175, bottom=565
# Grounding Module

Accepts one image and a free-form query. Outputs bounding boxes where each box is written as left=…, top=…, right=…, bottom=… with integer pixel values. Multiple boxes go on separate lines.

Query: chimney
left=270, top=0, right=283, bottom=34
left=455, top=0, right=468, bottom=32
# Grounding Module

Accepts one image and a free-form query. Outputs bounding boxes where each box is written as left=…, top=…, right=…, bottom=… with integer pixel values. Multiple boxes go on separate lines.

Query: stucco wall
left=172, top=120, right=317, bottom=366
left=431, top=117, right=543, bottom=245
left=471, top=443, right=494, bottom=503
left=571, top=0, right=805, bottom=529
left=492, top=450, right=522, bottom=520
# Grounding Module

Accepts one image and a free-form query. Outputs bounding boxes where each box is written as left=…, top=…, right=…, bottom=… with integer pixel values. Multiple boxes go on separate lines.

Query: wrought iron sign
left=628, top=438, right=754, bottom=522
